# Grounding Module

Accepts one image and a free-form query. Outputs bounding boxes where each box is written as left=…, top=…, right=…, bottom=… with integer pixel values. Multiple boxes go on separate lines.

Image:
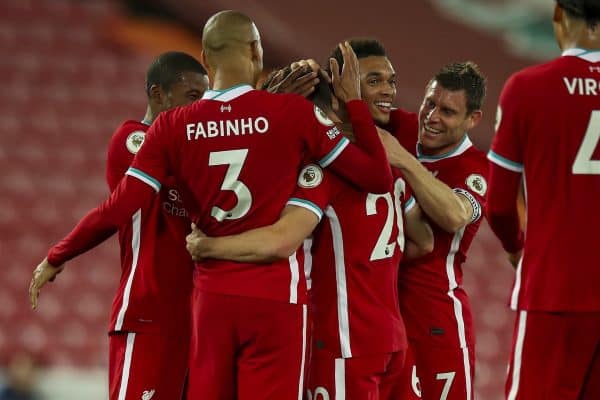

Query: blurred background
left=0, top=0, right=557, bottom=398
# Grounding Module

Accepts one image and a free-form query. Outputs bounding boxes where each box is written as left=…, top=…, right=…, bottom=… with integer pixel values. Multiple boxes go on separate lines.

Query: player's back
left=142, top=85, right=349, bottom=304
left=495, top=50, right=600, bottom=311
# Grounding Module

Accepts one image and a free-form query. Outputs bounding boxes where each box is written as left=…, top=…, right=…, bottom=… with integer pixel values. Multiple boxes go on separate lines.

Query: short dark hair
left=327, top=38, right=387, bottom=74
left=430, top=62, right=486, bottom=114
left=557, top=0, right=600, bottom=28
left=145, top=51, right=207, bottom=96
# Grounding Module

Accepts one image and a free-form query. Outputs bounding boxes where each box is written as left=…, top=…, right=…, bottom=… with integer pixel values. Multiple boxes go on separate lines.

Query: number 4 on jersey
left=572, top=110, right=600, bottom=175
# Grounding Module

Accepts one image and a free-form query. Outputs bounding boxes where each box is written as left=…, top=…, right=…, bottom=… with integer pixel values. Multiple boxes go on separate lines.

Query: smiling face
left=358, top=55, right=397, bottom=126
left=418, top=80, right=481, bottom=155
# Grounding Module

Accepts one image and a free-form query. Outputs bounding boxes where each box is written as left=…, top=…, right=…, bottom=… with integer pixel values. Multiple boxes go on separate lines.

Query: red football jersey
left=105, top=120, right=193, bottom=334
left=489, top=49, right=600, bottom=312
left=387, top=108, right=419, bottom=155
left=293, top=165, right=415, bottom=357
left=399, top=137, right=488, bottom=347
left=127, top=85, right=386, bottom=305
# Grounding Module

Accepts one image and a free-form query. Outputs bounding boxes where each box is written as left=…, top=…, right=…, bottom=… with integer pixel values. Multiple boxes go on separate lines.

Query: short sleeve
left=127, top=114, right=172, bottom=192
left=287, top=164, right=331, bottom=220
left=105, top=125, right=141, bottom=191
left=453, top=161, right=489, bottom=224
left=488, top=74, right=525, bottom=173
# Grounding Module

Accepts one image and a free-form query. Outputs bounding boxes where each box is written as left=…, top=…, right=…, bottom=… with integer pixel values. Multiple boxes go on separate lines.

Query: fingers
left=276, top=66, right=318, bottom=96
left=329, top=58, right=340, bottom=85
left=288, top=73, right=319, bottom=97
left=29, top=277, right=39, bottom=309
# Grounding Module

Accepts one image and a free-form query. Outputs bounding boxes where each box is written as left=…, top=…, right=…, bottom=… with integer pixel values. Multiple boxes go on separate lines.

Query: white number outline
left=366, top=178, right=407, bottom=261
left=209, top=149, right=252, bottom=221
left=572, top=110, right=600, bottom=175
left=436, top=371, right=456, bottom=400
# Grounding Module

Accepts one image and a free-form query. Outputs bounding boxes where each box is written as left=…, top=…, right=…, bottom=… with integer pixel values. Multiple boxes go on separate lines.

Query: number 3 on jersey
left=209, top=149, right=252, bottom=221
left=572, top=110, right=600, bottom=175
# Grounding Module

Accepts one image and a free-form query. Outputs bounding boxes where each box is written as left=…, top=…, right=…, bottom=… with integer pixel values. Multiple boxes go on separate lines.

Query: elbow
left=439, top=214, right=469, bottom=234
left=420, top=237, right=434, bottom=255
left=262, top=236, right=299, bottom=261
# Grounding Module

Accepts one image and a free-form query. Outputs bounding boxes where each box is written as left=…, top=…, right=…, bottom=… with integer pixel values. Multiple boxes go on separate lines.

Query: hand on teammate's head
left=261, top=59, right=322, bottom=97
left=330, top=41, right=361, bottom=103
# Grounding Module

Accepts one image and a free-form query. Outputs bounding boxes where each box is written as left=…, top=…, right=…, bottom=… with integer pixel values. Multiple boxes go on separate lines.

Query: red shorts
left=108, top=331, right=188, bottom=400
left=506, top=310, right=600, bottom=400
left=400, top=340, right=475, bottom=400
left=187, top=289, right=308, bottom=400
left=307, top=348, right=405, bottom=400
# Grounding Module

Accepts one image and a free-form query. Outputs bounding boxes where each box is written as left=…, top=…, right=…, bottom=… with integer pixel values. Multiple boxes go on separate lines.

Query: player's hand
left=264, top=62, right=319, bottom=97
left=330, top=41, right=361, bottom=103
left=29, top=258, right=64, bottom=309
left=186, top=223, right=208, bottom=261
left=507, top=250, right=522, bottom=269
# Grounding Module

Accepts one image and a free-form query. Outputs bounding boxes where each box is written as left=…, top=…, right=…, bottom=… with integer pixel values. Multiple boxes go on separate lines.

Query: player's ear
left=467, top=110, right=483, bottom=130
left=148, top=84, right=164, bottom=105
left=249, top=40, right=262, bottom=62
left=553, top=3, right=563, bottom=24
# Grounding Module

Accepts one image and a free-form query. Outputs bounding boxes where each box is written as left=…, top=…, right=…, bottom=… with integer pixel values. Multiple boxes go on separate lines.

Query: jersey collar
left=562, top=48, right=600, bottom=62
left=202, top=84, right=255, bottom=102
left=417, top=134, right=473, bottom=163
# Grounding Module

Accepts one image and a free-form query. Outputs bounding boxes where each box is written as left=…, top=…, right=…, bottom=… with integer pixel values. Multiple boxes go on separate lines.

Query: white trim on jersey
left=297, top=305, right=308, bottom=400
left=287, top=198, right=323, bottom=220
left=326, top=206, right=353, bottom=358
left=404, top=196, right=416, bottom=213
left=201, top=84, right=254, bottom=102
left=126, top=168, right=161, bottom=192
left=115, top=209, right=142, bottom=331
left=335, top=358, right=346, bottom=400
left=510, top=257, right=524, bottom=310
left=418, top=135, right=473, bottom=163
left=117, top=332, right=136, bottom=400
left=319, top=137, right=350, bottom=168
left=445, top=227, right=473, bottom=400
left=303, top=238, right=314, bottom=291
left=562, top=48, right=600, bottom=63
left=289, top=251, right=300, bottom=304
left=487, top=151, right=523, bottom=173
left=507, top=311, right=528, bottom=400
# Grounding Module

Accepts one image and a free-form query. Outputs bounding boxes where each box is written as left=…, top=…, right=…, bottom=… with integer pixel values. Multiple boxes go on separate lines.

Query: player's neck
left=142, top=106, right=155, bottom=125
left=561, top=22, right=600, bottom=51
left=211, top=67, right=257, bottom=91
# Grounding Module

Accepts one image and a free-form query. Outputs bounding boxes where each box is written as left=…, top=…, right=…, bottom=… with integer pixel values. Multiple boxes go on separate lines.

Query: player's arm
left=187, top=205, right=320, bottom=263
left=486, top=159, right=524, bottom=259
left=403, top=200, right=434, bottom=259
left=486, top=75, right=526, bottom=265
left=30, top=116, right=171, bottom=308
left=378, top=129, right=471, bottom=232
left=320, top=41, right=392, bottom=194
left=187, top=164, right=329, bottom=263
left=30, top=176, right=156, bottom=308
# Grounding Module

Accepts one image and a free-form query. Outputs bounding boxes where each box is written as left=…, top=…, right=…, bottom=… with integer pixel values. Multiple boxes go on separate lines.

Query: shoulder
left=108, top=120, right=148, bottom=156
left=460, top=146, right=489, bottom=174
left=503, top=59, right=559, bottom=94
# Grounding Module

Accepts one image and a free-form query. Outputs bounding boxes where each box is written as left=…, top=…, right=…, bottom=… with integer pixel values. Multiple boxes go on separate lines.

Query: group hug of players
left=29, top=2, right=600, bottom=399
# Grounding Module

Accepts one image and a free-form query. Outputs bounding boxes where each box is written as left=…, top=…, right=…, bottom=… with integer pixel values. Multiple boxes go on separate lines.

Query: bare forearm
left=404, top=206, right=434, bottom=256
left=199, top=233, right=284, bottom=263
left=404, top=240, right=430, bottom=260
left=400, top=157, right=469, bottom=232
